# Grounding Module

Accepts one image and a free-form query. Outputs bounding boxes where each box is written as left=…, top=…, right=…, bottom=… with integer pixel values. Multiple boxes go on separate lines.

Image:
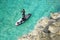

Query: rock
left=48, top=21, right=60, bottom=33
left=35, top=24, right=44, bottom=31
left=18, top=12, right=60, bottom=40
left=29, top=30, right=38, bottom=36
left=52, top=35, right=60, bottom=40
left=56, top=31, right=60, bottom=35
left=43, top=19, right=55, bottom=33
left=50, top=13, right=60, bottom=19
left=39, top=17, right=50, bottom=28
left=50, top=33, right=60, bottom=40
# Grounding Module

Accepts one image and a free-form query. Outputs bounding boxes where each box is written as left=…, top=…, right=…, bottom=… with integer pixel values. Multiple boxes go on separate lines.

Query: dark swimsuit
left=22, top=9, right=26, bottom=21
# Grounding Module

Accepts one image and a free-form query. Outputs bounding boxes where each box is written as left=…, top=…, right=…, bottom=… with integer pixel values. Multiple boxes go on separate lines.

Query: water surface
left=0, top=0, right=60, bottom=40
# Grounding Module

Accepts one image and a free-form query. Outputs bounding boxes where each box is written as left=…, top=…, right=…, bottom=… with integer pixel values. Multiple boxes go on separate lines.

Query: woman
left=21, top=9, right=26, bottom=21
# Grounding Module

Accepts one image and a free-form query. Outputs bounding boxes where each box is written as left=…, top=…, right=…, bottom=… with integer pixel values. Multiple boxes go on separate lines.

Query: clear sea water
left=0, top=0, right=60, bottom=40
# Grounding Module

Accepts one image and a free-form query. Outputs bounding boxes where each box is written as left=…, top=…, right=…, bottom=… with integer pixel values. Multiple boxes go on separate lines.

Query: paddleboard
left=15, top=14, right=31, bottom=26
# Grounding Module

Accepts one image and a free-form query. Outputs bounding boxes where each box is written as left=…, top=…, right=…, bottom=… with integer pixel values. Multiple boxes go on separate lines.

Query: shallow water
left=0, top=0, right=60, bottom=40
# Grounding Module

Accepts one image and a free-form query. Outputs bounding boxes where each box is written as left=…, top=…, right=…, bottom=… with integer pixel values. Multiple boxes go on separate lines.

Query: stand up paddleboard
left=15, top=14, right=31, bottom=26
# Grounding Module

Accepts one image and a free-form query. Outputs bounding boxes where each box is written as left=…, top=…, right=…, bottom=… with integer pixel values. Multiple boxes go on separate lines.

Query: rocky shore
left=18, top=12, right=60, bottom=40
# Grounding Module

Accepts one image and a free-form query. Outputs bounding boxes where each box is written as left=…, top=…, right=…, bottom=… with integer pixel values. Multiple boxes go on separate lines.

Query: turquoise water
left=0, top=0, right=60, bottom=40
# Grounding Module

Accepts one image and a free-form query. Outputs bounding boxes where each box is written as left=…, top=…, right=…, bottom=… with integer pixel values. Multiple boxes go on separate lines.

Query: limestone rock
left=18, top=12, right=60, bottom=40
left=48, top=21, right=60, bottom=33
left=50, top=13, right=60, bottom=19
left=39, top=17, right=50, bottom=28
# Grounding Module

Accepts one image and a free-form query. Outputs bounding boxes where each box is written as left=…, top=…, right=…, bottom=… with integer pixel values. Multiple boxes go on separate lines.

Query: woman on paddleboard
left=21, top=9, right=26, bottom=21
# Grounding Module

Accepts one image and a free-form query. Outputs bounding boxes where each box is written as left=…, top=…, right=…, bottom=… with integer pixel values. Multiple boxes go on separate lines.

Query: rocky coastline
left=18, top=12, right=60, bottom=40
